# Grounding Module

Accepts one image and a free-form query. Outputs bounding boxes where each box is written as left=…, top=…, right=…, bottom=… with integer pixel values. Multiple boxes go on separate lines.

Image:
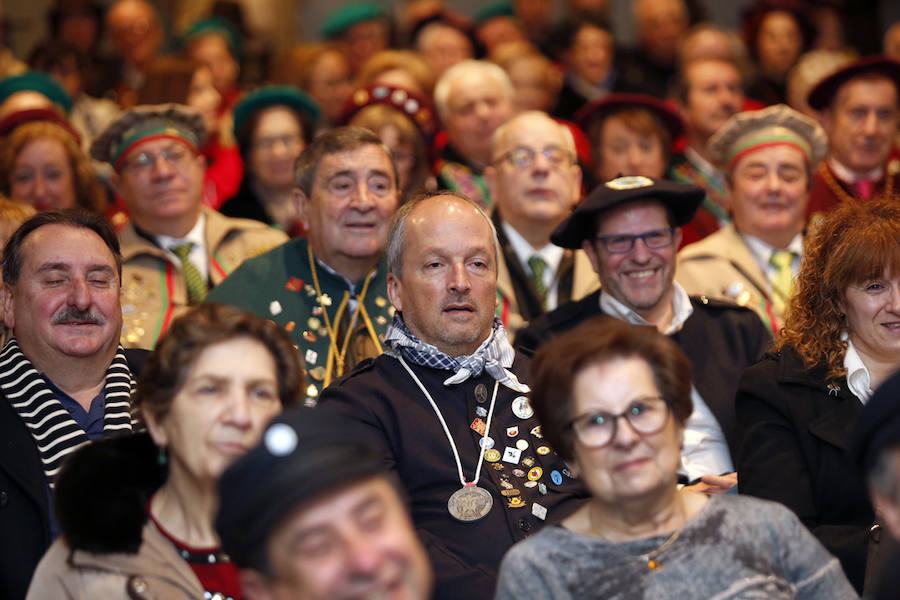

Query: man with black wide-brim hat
left=807, top=54, right=900, bottom=219
left=516, top=175, right=771, bottom=493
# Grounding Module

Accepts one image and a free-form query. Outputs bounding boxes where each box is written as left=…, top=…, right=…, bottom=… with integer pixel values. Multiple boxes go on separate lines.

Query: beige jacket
left=676, top=223, right=781, bottom=334
left=120, top=207, right=288, bottom=349
left=27, top=522, right=202, bottom=599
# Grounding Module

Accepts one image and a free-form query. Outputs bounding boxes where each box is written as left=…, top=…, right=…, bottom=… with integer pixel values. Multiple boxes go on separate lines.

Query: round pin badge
left=550, top=470, right=563, bottom=485
left=512, top=396, right=534, bottom=419
left=484, top=448, right=502, bottom=462
left=516, top=439, right=529, bottom=451
left=523, top=480, right=537, bottom=488
left=479, top=436, right=495, bottom=450
left=537, top=445, right=551, bottom=455
left=528, top=466, right=543, bottom=481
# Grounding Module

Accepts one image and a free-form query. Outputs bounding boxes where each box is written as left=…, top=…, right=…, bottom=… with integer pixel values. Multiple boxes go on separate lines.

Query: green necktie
left=527, top=255, right=548, bottom=307
left=769, top=250, right=795, bottom=313
left=171, top=242, right=208, bottom=304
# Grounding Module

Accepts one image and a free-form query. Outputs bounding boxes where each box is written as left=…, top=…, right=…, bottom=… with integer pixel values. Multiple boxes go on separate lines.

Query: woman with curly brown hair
left=736, top=196, right=900, bottom=594
left=0, top=118, right=107, bottom=214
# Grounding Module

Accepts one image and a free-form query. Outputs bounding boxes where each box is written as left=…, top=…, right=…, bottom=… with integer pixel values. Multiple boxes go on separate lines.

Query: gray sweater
left=495, top=495, right=857, bottom=600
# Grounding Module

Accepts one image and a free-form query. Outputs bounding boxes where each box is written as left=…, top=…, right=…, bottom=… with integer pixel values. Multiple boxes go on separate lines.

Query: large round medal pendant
left=448, top=484, right=493, bottom=522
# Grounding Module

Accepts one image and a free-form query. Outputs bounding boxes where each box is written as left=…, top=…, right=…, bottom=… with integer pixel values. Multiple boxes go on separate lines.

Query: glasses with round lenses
left=596, top=228, right=675, bottom=254
left=123, top=146, right=192, bottom=173
left=568, top=396, right=670, bottom=448
left=500, top=146, right=572, bottom=169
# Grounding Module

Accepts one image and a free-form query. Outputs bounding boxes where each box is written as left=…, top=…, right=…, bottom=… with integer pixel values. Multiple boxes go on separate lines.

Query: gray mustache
left=52, top=309, right=105, bottom=326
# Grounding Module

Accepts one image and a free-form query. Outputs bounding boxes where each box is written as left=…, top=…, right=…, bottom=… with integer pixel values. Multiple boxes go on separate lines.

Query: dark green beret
left=0, top=71, right=73, bottom=115
left=473, top=1, right=515, bottom=25
left=320, top=2, right=387, bottom=39
left=232, top=85, right=320, bottom=138
left=180, top=16, right=243, bottom=59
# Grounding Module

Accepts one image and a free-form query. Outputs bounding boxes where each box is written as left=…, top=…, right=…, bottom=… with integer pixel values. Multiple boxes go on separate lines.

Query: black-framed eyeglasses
left=566, top=396, right=670, bottom=448
left=595, top=228, right=675, bottom=254
left=496, top=146, right=572, bottom=169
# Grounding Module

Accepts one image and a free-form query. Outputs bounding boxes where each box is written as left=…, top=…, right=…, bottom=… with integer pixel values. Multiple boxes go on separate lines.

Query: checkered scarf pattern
left=385, top=315, right=529, bottom=393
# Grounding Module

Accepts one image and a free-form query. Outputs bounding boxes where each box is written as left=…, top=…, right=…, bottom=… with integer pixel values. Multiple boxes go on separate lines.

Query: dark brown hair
left=133, top=303, right=304, bottom=424
left=529, top=315, right=693, bottom=462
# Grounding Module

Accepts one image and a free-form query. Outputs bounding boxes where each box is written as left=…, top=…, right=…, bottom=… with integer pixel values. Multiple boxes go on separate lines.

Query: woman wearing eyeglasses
left=495, top=316, right=856, bottom=600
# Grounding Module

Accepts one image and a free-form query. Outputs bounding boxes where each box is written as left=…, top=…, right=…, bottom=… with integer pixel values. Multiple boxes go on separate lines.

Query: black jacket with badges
left=317, top=352, right=589, bottom=600
left=515, top=290, right=771, bottom=457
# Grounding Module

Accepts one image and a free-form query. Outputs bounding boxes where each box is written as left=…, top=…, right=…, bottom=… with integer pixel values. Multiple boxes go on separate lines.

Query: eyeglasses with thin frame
left=121, top=145, right=193, bottom=173
left=595, top=228, right=676, bottom=254
left=253, top=134, right=303, bottom=153
left=495, top=146, right=573, bottom=169
left=566, top=396, right=670, bottom=448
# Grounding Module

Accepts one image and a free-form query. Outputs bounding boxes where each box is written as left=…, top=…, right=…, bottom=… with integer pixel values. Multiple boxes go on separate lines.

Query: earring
left=157, top=446, right=168, bottom=467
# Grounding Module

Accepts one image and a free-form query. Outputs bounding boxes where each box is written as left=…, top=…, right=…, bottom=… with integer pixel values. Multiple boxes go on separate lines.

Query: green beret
left=180, top=16, right=243, bottom=59
left=90, top=103, right=206, bottom=170
left=320, top=2, right=387, bottom=39
left=0, top=71, right=73, bottom=115
left=232, top=86, right=320, bottom=139
left=473, top=1, right=515, bottom=25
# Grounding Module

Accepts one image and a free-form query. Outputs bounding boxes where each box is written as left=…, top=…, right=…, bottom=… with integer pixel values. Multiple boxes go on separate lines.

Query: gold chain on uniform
left=819, top=162, right=894, bottom=205
left=307, top=244, right=383, bottom=388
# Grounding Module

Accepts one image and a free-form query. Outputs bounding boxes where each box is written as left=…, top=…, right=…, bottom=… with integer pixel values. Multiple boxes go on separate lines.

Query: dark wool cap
left=550, top=176, right=704, bottom=249
left=216, top=407, right=387, bottom=567
left=807, top=54, right=900, bottom=111
left=575, top=92, right=684, bottom=142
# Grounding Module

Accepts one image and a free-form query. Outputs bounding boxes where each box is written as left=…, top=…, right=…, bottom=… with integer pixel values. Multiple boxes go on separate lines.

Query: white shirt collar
left=599, top=281, right=694, bottom=335
left=828, top=156, right=884, bottom=184
left=155, top=213, right=208, bottom=281
left=844, top=337, right=873, bottom=403
left=501, top=220, right=565, bottom=275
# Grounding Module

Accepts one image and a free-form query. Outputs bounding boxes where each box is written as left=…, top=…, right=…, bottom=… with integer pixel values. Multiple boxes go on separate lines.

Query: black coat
left=318, top=353, right=589, bottom=600
left=0, top=349, right=147, bottom=599
left=735, top=346, right=874, bottom=594
left=515, top=290, right=772, bottom=457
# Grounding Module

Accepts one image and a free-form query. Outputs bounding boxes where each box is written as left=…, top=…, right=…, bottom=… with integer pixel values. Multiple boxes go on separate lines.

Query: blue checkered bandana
left=385, top=314, right=529, bottom=393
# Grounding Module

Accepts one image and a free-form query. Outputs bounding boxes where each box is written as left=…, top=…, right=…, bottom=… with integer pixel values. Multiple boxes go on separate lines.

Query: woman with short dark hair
left=495, top=315, right=856, bottom=599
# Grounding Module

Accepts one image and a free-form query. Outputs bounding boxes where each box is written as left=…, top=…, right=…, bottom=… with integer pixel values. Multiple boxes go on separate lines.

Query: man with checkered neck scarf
left=318, top=191, right=587, bottom=600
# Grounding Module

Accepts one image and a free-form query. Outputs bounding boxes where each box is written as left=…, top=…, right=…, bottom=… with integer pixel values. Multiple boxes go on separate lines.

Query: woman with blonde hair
left=737, top=196, right=900, bottom=593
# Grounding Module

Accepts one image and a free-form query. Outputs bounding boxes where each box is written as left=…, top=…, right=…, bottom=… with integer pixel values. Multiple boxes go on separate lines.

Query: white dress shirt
left=155, top=213, right=209, bottom=281
left=502, top=221, right=565, bottom=310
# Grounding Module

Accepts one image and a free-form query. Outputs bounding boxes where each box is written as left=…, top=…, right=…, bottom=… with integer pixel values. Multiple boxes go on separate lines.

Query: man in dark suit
left=0, top=212, right=143, bottom=598
left=517, top=176, right=771, bottom=493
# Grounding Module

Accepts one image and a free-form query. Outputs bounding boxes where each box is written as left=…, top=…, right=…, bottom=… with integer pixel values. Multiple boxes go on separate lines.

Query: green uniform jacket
left=120, top=207, right=288, bottom=349
left=206, top=237, right=393, bottom=404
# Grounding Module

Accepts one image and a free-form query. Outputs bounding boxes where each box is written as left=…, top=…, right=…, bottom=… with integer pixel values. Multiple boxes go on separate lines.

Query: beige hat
left=90, top=103, right=206, bottom=170
left=708, top=103, right=828, bottom=172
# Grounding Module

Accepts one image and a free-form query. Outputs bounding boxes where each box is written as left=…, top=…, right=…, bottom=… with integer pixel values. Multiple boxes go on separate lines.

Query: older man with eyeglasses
left=516, top=176, right=771, bottom=494
left=484, top=111, right=598, bottom=338
left=91, top=104, right=288, bottom=349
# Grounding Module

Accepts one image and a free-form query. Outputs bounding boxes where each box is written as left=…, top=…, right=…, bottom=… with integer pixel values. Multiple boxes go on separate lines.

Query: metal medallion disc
left=448, top=485, right=493, bottom=522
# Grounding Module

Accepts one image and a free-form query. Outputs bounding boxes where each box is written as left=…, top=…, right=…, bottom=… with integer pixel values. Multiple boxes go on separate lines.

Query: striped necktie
left=769, top=250, right=796, bottom=313
left=171, top=242, right=208, bottom=304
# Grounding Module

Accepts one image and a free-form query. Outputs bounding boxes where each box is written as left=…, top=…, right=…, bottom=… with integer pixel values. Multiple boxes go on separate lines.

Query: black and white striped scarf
left=0, top=338, right=137, bottom=486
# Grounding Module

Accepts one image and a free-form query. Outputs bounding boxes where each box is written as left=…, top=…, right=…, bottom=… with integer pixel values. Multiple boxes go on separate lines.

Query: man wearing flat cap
left=807, top=55, right=900, bottom=218
left=517, top=176, right=771, bottom=492
left=677, top=104, right=828, bottom=334
left=852, top=370, right=900, bottom=600
left=91, top=103, right=288, bottom=349
left=216, top=409, right=434, bottom=600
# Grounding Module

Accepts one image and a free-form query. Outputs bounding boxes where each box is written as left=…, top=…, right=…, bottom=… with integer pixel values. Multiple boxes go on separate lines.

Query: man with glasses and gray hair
left=91, top=104, right=288, bottom=349
left=516, top=176, right=771, bottom=494
left=484, top=111, right=597, bottom=338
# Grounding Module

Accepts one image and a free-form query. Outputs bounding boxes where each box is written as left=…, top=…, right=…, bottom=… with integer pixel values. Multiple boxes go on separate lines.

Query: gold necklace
left=640, top=525, right=683, bottom=570
left=819, top=162, right=894, bottom=205
left=307, top=244, right=383, bottom=387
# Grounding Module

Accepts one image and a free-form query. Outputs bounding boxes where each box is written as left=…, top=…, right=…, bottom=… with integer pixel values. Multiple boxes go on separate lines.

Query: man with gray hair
left=318, top=192, right=587, bottom=600
left=484, top=110, right=597, bottom=336
left=207, top=126, right=399, bottom=404
left=433, top=59, right=515, bottom=210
